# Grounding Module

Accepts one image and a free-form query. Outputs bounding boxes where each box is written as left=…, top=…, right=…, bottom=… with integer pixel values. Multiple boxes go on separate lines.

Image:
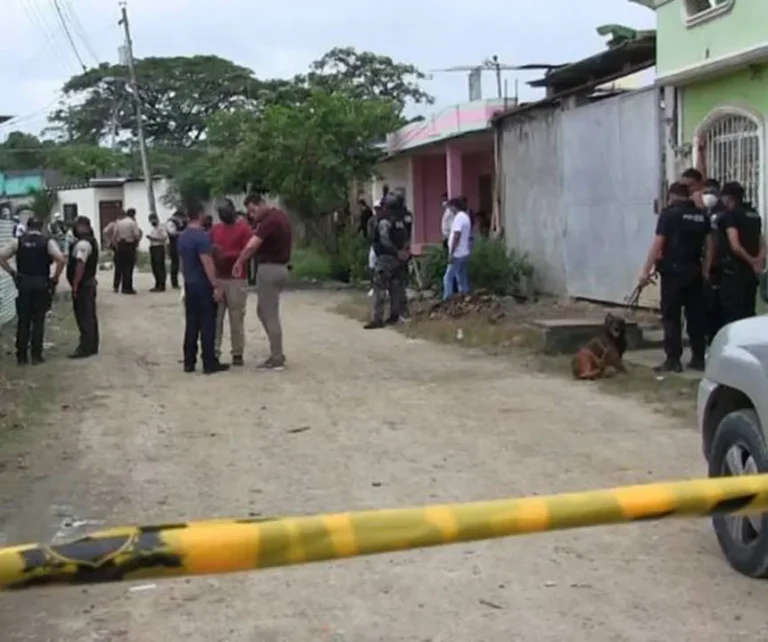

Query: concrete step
left=527, top=318, right=644, bottom=355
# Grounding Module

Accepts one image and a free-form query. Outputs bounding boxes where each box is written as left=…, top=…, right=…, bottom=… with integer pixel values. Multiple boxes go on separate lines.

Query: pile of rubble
left=410, top=293, right=508, bottom=323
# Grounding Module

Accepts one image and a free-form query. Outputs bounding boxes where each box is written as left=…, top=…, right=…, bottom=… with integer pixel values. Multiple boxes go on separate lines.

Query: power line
left=20, top=0, right=74, bottom=77
left=49, top=0, right=88, bottom=71
left=59, top=0, right=101, bottom=65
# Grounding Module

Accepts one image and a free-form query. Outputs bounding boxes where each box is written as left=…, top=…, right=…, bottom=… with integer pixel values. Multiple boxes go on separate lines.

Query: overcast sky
left=0, top=0, right=654, bottom=139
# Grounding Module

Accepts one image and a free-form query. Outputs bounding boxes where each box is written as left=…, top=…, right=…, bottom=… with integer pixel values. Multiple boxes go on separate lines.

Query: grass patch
left=0, top=298, right=78, bottom=447
left=290, top=246, right=333, bottom=281
left=334, top=294, right=697, bottom=419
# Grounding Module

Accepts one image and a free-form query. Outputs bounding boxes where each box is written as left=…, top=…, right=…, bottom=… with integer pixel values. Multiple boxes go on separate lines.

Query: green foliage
left=46, top=145, right=128, bottom=180
left=420, top=238, right=534, bottom=296
left=0, top=132, right=54, bottom=171
left=26, top=188, right=57, bottom=222
left=49, top=56, right=258, bottom=147
left=290, top=246, right=333, bottom=281
left=333, top=227, right=370, bottom=283
left=211, top=88, right=399, bottom=228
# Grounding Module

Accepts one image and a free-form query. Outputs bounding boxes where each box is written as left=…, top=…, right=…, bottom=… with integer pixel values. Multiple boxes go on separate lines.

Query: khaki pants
left=256, top=263, right=288, bottom=362
left=215, top=279, right=248, bottom=359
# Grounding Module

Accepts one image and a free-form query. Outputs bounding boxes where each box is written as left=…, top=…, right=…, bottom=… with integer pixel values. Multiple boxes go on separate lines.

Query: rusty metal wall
left=560, top=87, right=662, bottom=305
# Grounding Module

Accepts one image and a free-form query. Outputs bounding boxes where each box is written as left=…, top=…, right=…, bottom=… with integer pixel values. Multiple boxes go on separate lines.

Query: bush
left=334, top=227, right=370, bottom=284
left=290, top=246, right=333, bottom=281
left=420, top=237, right=534, bottom=296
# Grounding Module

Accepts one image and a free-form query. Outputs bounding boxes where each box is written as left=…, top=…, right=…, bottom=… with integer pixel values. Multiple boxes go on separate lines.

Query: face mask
left=702, top=194, right=719, bottom=209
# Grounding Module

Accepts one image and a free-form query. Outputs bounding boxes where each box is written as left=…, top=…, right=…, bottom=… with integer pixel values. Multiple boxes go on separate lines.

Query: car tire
left=709, top=409, right=768, bottom=578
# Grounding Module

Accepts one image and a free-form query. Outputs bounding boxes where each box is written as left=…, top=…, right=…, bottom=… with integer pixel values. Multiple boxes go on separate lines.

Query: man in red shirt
left=234, top=194, right=292, bottom=370
left=209, top=198, right=253, bottom=366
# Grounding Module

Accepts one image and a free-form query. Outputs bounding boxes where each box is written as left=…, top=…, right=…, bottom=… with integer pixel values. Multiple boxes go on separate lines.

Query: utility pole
left=118, top=2, right=156, bottom=218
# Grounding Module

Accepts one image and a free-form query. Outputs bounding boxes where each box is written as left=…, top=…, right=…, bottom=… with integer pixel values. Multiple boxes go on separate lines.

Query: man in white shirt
left=442, top=197, right=472, bottom=300
left=439, top=192, right=453, bottom=249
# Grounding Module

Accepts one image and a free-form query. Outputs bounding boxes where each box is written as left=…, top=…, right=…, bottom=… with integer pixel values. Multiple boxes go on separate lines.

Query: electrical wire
left=48, top=0, right=88, bottom=72
left=59, top=0, right=101, bottom=65
left=19, top=0, right=74, bottom=77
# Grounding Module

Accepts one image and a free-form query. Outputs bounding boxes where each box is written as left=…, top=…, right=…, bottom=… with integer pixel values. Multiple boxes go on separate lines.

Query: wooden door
left=98, top=200, right=123, bottom=237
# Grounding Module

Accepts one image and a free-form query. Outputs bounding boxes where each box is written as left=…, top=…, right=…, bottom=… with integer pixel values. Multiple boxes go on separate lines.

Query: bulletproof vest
left=67, top=236, right=99, bottom=285
left=372, top=212, right=408, bottom=257
left=656, top=201, right=709, bottom=274
left=16, top=232, right=51, bottom=278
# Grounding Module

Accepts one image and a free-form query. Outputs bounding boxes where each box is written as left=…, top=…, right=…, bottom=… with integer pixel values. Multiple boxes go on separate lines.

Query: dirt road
left=1, top=273, right=765, bottom=641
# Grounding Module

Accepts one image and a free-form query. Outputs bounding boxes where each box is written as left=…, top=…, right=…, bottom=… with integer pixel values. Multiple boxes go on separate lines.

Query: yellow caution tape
left=2, top=474, right=767, bottom=591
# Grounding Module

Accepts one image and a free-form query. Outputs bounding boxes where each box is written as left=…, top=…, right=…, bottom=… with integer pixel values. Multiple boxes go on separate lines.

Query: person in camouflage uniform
left=364, top=194, right=410, bottom=329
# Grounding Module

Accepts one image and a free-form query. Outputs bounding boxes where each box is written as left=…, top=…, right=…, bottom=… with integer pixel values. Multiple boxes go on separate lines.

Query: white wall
left=369, top=156, right=414, bottom=212
left=55, top=186, right=98, bottom=224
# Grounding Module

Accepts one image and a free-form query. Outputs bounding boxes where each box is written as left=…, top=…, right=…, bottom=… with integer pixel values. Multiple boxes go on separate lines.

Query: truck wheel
left=709, top=409, right=768, bottom=578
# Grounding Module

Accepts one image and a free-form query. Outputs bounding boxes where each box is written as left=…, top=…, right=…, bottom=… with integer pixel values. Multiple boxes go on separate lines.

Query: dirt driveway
left=1, top=273, right=765, bottom=641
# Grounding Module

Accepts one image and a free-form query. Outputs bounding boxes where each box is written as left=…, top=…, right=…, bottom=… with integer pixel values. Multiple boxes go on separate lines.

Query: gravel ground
left=0, top=272, right=765, bottom=642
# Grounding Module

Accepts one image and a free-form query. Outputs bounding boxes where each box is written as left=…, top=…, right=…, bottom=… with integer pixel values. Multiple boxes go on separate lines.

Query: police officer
left=391, top=188, right=413, bottom=316
left=716, top=181, right=765, bottom=325
left=364, top=193, right=409, bottom=329
left=701, top=179, right=726, bottom=344
left=67, top=216, right=100, bottom=359
left=166, top=209, right=187, bottom=289
left=638, top=181, right=710, bottom=373
left=0, top=217, right=66, bottom=365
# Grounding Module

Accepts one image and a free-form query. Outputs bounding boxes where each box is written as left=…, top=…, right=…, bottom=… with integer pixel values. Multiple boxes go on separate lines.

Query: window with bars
left=699, top=113, right=761, bottom=211
left=684, top=0, right=733, bottom=23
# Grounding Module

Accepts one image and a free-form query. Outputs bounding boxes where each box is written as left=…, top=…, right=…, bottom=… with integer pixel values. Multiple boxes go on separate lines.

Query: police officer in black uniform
left=0, top=217, right=66, bottom=365
left=166, top=209, right=187, bottom=289
left=638, top=182, right=710, bottom=373
left=392, top=188, right=413, bottom=315
left=701, top=179, right=726, bottom=343
left=716, top=181, right=765, bottom=325
left=67, top=216, right=100, bottom=359
left=364, top=193, right=410, bottom=329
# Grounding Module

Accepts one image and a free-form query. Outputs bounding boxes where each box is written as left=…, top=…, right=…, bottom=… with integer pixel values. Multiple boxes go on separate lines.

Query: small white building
left=55, top=177, right=177, bottom=251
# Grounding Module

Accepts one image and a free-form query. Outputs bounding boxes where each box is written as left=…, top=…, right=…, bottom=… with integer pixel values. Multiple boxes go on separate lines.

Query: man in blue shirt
left=177, top=201, right=229, bottom=374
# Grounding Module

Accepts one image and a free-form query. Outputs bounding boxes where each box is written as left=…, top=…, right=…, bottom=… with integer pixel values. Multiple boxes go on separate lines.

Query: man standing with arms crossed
left=234, top=194, right=292, bottom=370
left=210, top=198, right=253, bottom=367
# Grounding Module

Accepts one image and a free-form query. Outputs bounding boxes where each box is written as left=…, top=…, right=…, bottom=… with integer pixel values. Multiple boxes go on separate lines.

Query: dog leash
left=624, top=274, right=657, bottom=314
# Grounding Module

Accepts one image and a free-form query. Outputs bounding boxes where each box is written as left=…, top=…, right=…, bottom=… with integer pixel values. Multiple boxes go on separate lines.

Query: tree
left=307, top=47, right=434, bottom=117
left=25, top=188, right=57, bottom=222
left=48, top=56, right=259, bottom=147
left=0, top=132, right=55, bottom=171
left=211, top=88, right=399, bottom=247
left=44, top=145, right=129, bottom=181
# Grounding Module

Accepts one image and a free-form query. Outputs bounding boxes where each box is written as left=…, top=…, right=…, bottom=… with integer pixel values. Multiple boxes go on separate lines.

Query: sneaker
left=232, top=356, right=244, bottom=367
left=363, top=321, right=385, bottom=330
left=653, top=358, right=683, bottom=375
left=385, top=315, right=401, bottom=325
left=68, top=351, right=94, bottom=360
left=203, top=363, right=230, bottom=375
left=257, top=357, right=285, bottom=371
left=687, top=356, right=706, bottom=372
left=184, top=364, right=196, bottom=373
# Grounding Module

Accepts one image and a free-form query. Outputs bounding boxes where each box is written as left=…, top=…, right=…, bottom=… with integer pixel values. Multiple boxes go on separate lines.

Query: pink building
left=367, top=99, right=507, bottom=254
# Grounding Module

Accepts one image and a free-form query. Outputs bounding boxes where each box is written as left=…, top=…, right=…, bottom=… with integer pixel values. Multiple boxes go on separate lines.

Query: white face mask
left=702, top=194, right=719, bottom=209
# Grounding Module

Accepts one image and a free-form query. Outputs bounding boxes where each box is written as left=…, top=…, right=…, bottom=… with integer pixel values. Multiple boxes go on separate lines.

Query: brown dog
left=571, top=313, right=628, bottom=380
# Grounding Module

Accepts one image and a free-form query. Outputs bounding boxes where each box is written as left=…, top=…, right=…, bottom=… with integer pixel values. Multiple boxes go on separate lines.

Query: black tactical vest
left=67, top=236, right=99, bottom=286
left=16, top=232, right=51, bottom=278
left=656, top=202, right=709, bottom=274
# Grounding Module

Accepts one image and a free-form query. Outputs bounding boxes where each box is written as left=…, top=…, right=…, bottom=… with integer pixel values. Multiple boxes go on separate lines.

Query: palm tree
left=25, top=188, right=57, bottom=223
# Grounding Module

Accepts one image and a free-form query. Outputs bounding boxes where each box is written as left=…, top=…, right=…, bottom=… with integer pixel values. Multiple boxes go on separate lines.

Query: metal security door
left=560, top=87, right=662, bottom=304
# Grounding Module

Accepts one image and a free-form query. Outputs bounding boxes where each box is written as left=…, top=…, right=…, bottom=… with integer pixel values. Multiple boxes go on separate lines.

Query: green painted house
left=632, top=0, right=768, bottom=210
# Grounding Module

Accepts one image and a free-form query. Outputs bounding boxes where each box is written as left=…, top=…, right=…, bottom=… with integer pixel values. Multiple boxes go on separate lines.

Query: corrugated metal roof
left=0, top=220, right=16, bottom=327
